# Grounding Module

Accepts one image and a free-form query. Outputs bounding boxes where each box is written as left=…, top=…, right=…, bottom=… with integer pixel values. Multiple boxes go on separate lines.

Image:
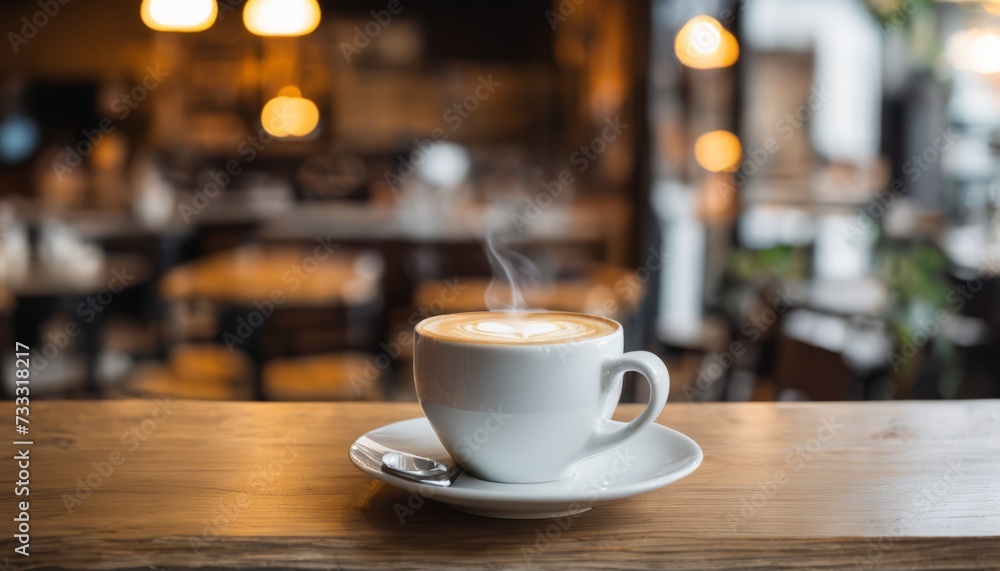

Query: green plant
left=880, top=240, right=959, bottom=397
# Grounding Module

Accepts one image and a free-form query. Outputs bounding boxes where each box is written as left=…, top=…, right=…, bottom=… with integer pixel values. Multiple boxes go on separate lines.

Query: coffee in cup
left=416, top=311, right=618, bottom=345
left=414, top=310, right=669, bottom=484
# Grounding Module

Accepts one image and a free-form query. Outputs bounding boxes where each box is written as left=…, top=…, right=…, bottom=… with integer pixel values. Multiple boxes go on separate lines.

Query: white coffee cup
left=414, top=311, right=669, bottom=483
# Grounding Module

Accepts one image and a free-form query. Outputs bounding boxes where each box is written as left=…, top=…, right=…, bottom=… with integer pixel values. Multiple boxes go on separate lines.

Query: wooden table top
left=15, top=400, right=1000, bottom=569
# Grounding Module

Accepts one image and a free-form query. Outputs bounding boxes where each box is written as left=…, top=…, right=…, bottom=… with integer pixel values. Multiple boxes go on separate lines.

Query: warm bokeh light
left=674, top=15, right=739, bottom=70
left=243, top=0, right=321, bottom=37
left=694, top=130, right=742, bottom=172
left=947, top=28, right=1000, bottom=75
left=140, top=0, right=217, bottom=32
left=261, top=88, right=320, bottom=138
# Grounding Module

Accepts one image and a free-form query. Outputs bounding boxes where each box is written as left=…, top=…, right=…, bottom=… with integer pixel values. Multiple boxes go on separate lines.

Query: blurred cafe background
left=2, top=0, right=1000, bottom=404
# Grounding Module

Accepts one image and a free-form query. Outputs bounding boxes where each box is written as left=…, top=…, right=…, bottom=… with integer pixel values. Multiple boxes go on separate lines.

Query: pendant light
left=243, top=0, right=321, bottom=37
left=141, top=0, right=217, bottom=32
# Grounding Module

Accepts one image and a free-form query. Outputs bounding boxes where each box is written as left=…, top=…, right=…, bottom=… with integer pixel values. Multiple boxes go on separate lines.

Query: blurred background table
left=24, top=399, right=1000, bottom=569
left=2, top=255, right=149, bottom=396
left=157, top=245, right=384, bottom=400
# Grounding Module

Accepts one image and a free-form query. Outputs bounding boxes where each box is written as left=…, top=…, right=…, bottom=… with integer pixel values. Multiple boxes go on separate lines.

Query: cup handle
left=584, top=351, right=669, bottom=458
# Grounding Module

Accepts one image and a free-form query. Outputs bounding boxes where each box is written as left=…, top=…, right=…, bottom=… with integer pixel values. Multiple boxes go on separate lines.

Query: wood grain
left=6, top=400, right=1000, bottom=569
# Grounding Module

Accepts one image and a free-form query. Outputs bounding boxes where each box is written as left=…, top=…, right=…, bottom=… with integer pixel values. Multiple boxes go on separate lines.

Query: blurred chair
left=70, top=213, right=194, bottom=359
left=771, top=308, right=892, bottom=401
left=772, top=334, right=854, bottom=401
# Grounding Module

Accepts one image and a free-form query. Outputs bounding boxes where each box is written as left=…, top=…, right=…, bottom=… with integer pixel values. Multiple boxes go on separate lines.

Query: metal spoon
left=350, top=437, right=463, bottom=487
left=381, top=451, right=462, bottom=486
left=381, top=452, right=445, bottom=477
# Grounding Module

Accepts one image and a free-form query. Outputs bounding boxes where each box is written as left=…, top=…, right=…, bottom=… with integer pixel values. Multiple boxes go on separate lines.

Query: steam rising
left=484, top=232, right=540, bottom=313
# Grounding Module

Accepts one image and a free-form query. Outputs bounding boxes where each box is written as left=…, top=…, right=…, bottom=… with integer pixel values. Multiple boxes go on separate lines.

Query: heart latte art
left=417, top=311, right=618, bottom=344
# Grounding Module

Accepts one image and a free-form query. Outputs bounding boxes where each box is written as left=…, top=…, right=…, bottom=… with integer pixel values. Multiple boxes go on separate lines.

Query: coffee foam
left=417, top=311, right=618, bottom=345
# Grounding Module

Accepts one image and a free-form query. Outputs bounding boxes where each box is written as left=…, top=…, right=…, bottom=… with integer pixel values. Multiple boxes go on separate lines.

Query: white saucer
left=349, top=417, right=703, bottom=519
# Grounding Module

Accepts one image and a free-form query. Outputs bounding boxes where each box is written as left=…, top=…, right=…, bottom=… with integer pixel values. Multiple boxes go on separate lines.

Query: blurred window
left=745, top=0, right=882, bottom=162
